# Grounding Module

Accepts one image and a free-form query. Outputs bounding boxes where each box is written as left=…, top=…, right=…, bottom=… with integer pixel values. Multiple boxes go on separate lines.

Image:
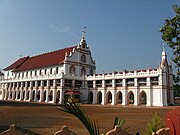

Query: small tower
left=79, top=27, right=87, bottom=49
left=162, top=44, right=167, bottom=61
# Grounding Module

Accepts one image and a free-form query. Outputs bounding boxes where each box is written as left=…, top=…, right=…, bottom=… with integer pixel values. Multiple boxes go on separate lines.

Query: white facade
left=0, top=36, right=174, bottom=106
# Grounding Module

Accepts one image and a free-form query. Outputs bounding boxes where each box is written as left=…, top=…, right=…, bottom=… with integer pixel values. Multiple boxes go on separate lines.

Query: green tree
left=160, top=5, right=180, bottom=83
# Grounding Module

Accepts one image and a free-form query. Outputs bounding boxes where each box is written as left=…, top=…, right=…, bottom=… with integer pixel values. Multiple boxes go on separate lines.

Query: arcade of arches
left=3, top=88, right=148, bottom=105
left=2, top=89, right=63, bottom=104
left=88, top=90, right=148, bottom=105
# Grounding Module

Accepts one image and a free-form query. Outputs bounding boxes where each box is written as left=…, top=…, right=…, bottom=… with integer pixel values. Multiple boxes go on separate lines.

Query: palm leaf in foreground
left=57, top=101, right=100, bottom=135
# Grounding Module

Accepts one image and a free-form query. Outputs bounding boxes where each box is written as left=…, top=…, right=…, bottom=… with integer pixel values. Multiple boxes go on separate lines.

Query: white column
left=40, top=81, right=44, bottom=102
left=122, top=89, right=127, bottom=105
left=2, top=85, right=5, bottom=100
left=46, top=89, right=49, bottom=103
left=61, top=79, right=64, bottom=87
left=24, top=82, right=28, bottom=101
left=112, top=79, right=116, bottom=87
left=146, top=77, right=152, bottom=106
left=111, top=90, right=116, bottom=105
left=30, top=89, right=33, bottom=101
left=12, top=90, right=15, bottom=100
left=59, top=89, right=63, bottom=104
left=101, top=90, right=106, bottom=105
left=20, top=89, right=23, bottom=100
left=72, top=80, right=75, bottom=87
left=93, top=80, right=96, bottom=89
left=134, top=89, right=139, bottom=106
left=122, top=79, right=126, bottom=87
left=92, top=90, right=97, bottom=104
left=52, top=89, right=56, bottom=103
left=40, top=90, right=43, bottom=102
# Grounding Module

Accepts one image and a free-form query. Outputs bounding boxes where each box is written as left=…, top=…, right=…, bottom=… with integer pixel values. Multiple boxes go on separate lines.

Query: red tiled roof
left=13, top=46, right=77, bottom=72
left=4, top=56, right=29, bottom=71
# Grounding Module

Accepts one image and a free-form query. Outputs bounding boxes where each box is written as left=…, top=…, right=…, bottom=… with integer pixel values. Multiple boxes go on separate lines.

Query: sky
left=0, top=0, right=179, bottom=73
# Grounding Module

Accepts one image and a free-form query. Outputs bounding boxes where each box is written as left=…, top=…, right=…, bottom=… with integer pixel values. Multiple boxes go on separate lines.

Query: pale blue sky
left=0, top=0, right=179, bottom=73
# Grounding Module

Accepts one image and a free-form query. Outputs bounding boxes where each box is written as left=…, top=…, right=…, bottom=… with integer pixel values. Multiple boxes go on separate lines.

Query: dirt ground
left=0, top=101, right=179, bottom=135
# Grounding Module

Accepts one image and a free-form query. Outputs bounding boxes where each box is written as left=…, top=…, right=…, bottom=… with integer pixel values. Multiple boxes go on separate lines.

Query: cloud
left=50, top=25, right=78, bottom=38
left=50, top=25, right=70, bottom=33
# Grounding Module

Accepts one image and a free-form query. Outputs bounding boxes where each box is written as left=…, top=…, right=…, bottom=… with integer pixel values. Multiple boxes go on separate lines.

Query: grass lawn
left=0, top=101, right=179, bottom=135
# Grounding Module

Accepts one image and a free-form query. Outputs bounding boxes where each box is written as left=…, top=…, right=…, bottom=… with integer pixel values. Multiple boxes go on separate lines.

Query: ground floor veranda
left=1, top=87, right=164, bottom=106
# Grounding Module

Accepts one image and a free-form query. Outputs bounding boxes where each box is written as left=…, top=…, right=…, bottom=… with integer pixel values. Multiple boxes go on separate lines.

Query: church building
left=0, top=34, right=174, bottom=106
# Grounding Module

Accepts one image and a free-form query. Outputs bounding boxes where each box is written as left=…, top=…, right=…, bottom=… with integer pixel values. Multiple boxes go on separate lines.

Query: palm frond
left=57, top=100, right=100, bottom=135
left=113, top=116, right=125, bottom=129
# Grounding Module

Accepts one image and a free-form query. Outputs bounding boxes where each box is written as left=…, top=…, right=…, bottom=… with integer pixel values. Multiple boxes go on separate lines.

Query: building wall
left=0, top=39, right=174, bottom=106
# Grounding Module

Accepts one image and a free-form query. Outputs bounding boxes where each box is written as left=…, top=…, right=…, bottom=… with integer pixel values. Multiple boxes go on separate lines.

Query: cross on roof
left=82, top=27, right=86, bottom=38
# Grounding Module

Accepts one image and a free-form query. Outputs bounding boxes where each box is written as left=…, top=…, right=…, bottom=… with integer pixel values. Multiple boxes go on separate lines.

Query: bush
left=145, top=112, right=164, bottom=135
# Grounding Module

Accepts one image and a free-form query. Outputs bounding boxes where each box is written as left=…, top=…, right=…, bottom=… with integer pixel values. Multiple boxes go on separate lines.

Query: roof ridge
left=31, top=46, right=77, bottom=58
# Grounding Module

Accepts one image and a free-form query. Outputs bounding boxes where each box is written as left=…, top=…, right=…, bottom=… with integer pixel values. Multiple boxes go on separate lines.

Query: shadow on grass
left=0, top=101, right=57, bottom=107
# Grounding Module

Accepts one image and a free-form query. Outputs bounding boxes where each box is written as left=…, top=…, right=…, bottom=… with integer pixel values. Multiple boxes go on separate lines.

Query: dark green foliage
left=160, top=5, right=180, bottom=83
left=113, top=116, right=125, bottom=129
left=145, top=112, right=164, bottom=135
left=57, top=100, right=100, bottom=135
left=174, top=83, right=180, bottom=97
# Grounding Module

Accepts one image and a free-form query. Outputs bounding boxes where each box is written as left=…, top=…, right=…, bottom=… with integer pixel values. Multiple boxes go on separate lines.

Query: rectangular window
left=44, top=80, right=47, bottom=86
left=138, top=78, right=147, bottom=86
left=115, top=79, right=122, bottom=87
left=38, top=81, right=41, bottom=87
left=96, top=80, right=102, bottom=87
left=65, top=79, right=72, bottom=87
left=126, top=78, right=134, bottom=86
left=105, top=80, right=112, bottom=87
left=56, top=79, right=61, bottom=86
left=49, top=80, right=53, bottom=86
left=75, top=80, right=82, bottom=87
left=88, top=81, right=93, bottom=88
left=151, top=77, right=158, bottom=85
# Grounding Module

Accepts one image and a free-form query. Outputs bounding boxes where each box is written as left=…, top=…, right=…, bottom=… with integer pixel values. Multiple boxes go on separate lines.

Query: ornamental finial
left=82, top=27, right=86, bottom=38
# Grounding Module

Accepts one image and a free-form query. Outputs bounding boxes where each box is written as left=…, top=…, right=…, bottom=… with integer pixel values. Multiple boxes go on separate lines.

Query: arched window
left=39, top=70, right=41, bottom=76
left=69, top=66, right=75, bottom=75
left=44, top=69, right=47, bottom=75
left=50, top=68, right=52, bottom=74
left=34, top=71, right=37, bottom=76
left=56, top=67, right=59, bottom=74
left=81, top=54, right=86, bottom=63
left=81, top=67, right=86, bottom=76
left=30, top=71, right=32, bottom=77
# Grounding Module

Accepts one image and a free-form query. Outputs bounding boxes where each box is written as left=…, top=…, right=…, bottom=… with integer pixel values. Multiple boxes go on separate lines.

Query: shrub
left=145, top=112, right=164, bottom=135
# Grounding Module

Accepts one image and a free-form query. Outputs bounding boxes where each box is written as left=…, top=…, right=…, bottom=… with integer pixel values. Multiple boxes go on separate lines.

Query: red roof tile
left=4, top=56, right=29, bottom=71
left=13, top=46, right=77, bottom=72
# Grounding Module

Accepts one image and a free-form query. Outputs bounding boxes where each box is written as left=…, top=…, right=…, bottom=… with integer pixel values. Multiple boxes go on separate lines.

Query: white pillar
left=53, top=89, right=56, bottom=103
left=111, top=90, right=116, bottom=105
left=146, top=77, right=152, bottom=106
left=61, top=79, right=64, bottom=87
left=30, top=89, right=33, bottom=101
left=59, top=89, right=63, bottom=104
left=122, top=89, right=127, bottom=105
left=102, top=90, right=106, bottom=105
left=46, top=89, right=49, bottom=103
left=92, top=90, right=97, bottom=104
left=93, top=80, right=96, bottom=88
left=134, top=89, right=139, bottom=106
left=20, top=89, right=23, bottom=100
left=12, top=90, right=15, bottom=100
